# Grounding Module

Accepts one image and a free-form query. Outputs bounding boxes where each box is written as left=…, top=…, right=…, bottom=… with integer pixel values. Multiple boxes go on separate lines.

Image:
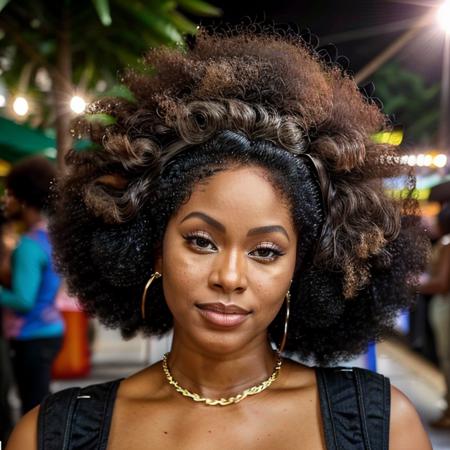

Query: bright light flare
left=424, top=154, right=433, bottom=166
left=70, top=95, right=86, bottom=114
left=0, top=94, right=5, bottom=107
left=13, top=96, right=29, bottom=116
left=416, top=154, right=426, bottom=166
left=437, top=0, right=450, bottom=34
left=407, top=155, right=417, bottom=166
left=433, top=154, right=448, bottom=168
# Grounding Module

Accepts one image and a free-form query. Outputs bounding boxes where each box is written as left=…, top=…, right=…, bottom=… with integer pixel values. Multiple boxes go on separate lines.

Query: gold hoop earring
left=141, top=272, right=161, bottom=320
left=277, top=291, right=291, bottom=354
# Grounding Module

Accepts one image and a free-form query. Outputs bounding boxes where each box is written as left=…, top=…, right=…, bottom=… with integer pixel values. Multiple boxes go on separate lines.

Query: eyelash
left=182, top=232, right=286, bottom=262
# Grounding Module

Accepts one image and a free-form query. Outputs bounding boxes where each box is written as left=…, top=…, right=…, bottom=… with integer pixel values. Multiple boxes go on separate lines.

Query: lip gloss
left=196, top=307, right=249, bottom=328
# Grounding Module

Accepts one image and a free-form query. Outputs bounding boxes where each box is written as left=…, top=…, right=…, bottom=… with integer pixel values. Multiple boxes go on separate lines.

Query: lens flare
left=70, top=95, right=87, bottom=114
left=437, top=0, right=450, bottom=33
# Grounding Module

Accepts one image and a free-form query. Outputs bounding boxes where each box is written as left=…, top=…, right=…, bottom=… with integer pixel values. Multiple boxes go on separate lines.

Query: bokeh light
left=401, top=153, right=448, bottom=168
left=433, top=153, right=448, bottom=168
left=70, top=95, right=87, bottom=114
left=13, top=96, right=29, bottom=116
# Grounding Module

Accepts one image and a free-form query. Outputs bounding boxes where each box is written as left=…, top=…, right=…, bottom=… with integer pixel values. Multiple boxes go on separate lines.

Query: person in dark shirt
left=0, top=209, right=14, bottom=444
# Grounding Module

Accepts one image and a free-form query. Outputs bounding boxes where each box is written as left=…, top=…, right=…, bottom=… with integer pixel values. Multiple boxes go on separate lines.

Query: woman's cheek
left=252, top=280, right=282, bottom=317
left=162, top=252, right=210, bottom=312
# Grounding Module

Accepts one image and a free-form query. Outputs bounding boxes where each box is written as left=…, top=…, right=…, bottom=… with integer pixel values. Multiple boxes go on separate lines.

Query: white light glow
left=407, top=155, right=417, bottom=166
left=438, top=0, right=450, bottom=33
left=0, top=94, right=5, bottom=107
left=416, top=154, right=426, bottom=166
left=13, top=96, right=29, bottom=116
left=433, top=154, right=448, bottom=168
left=70, top=95, right=86, bottom=114
left=424, top=154, right=433, bottom=166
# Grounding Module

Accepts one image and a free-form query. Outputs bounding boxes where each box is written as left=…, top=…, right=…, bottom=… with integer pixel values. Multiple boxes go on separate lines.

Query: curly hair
left=50, top=30, right=429, bottom=364
left=6, top=156, right=57, bottom=212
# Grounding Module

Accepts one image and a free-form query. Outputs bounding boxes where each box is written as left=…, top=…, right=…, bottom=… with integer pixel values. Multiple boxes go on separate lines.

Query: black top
left=38, top=366, right=390, bottom=450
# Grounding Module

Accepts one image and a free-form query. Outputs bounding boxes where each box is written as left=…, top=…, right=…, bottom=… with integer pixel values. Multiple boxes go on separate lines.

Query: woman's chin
left=188, top=329, right=267, bottom=357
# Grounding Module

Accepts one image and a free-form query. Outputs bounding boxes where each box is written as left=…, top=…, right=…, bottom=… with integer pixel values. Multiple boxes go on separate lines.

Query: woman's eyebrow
left=180, top=211, right=289, bottom=241
left=247, top=225, right=290, bottom=241
left=180, top=212, right=225, bottom=232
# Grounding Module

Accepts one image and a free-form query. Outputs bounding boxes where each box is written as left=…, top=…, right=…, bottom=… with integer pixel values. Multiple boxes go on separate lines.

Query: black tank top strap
left=316, top=367, right=391, bottom=450
left=37, top=378, right=123, bottom=450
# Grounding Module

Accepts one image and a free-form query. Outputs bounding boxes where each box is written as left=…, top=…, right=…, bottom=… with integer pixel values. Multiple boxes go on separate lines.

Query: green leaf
left=177, top=0, right=222, bottom=17
left=85, top=113, right=117, bottom=126
left=0, top=0, right=10, bottom=13
left=101, top=84, right=136, bottom=102
left=91, top=0, right=112, bottom=26
left=169, top=11, right=197, bottom=34
left=122, top=4, right=183, bottom=44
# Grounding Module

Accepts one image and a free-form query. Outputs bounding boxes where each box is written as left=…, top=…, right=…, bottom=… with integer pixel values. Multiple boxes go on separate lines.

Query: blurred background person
left=418, top=203, right=450, bottom=428
left=0, top=208, right=16, bottom=443
left=0, top=156, right=64, bottom=416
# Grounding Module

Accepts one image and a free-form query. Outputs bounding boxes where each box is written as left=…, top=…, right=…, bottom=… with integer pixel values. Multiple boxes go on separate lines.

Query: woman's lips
left=196, top=302, right=251, bottom=328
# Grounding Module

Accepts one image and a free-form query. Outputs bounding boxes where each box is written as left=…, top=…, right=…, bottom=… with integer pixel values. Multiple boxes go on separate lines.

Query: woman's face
left=156, top=166, right=298, bottom=355
left=2, top=189, right=23, bottom=220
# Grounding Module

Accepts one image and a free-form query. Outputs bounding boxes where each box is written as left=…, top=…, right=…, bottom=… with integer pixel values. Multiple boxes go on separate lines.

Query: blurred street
left=378, top=340, right=450, bottom=450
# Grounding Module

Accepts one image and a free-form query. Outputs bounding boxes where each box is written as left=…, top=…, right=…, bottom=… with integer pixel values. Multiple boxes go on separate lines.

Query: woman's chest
left=107, top=393, right=325, bottom=450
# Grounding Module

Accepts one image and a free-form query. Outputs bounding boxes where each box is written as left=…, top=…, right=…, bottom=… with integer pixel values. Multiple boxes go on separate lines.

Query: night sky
left=200, top=0, right=447, bottom=82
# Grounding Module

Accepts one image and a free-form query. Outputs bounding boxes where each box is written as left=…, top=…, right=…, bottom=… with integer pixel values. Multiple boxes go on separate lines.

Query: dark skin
left=7, top=167, right=431, bottom=449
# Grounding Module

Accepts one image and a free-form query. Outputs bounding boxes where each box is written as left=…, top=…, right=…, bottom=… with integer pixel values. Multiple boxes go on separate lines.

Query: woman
left=0, top=157, right=64, bottom=416
left=8, top=30, right=430, bottom=449
left=419, top=204, right=450, bottom=428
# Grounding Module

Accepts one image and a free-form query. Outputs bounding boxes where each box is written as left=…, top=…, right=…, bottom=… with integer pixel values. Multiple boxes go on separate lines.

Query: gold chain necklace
left=161, top=352, right=283, bottom=406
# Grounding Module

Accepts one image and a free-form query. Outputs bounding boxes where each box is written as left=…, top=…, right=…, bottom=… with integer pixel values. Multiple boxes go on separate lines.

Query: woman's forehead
left=174, top=166, right=295, bottom=232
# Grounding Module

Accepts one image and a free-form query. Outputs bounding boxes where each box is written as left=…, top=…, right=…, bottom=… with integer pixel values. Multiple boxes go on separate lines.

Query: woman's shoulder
left=6, top=405, right=39, bottom=450
left=389, top=386, right=432, bottom=450
left=7, top=378, right=123, bottom=450
left=286, top=361, right=432, bottom=450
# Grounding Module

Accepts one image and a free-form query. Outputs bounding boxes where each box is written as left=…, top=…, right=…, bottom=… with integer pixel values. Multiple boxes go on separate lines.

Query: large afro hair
left=50, top=29, right=429, bottom=364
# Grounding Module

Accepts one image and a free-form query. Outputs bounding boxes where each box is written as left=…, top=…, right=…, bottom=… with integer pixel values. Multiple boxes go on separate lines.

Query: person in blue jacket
left=0, top=156, right=63, bottom=416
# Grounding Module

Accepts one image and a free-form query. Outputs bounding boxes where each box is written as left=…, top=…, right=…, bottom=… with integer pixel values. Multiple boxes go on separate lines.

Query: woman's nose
left=208, top=248, right=248, bottom=293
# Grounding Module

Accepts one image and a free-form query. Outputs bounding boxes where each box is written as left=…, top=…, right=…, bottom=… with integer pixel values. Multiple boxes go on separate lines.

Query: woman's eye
left=250, top=245, right=284, bottom=261
left=184, top=233, right=217, bottom=252
left=194, top=237, right=213, bottom=248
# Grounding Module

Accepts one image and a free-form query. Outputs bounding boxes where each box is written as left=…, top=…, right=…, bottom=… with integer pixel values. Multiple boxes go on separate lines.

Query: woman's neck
left=166, top=331, right=279, bottom=400
left=22, top=208, right=46, bottom=231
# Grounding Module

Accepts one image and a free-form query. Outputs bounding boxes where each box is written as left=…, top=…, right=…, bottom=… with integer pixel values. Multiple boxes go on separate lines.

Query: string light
left=433, top=154, right=448, bottom=168
left=12, top=96, right=29, bottom=116
left=401, top=153, right=448, bottom=168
